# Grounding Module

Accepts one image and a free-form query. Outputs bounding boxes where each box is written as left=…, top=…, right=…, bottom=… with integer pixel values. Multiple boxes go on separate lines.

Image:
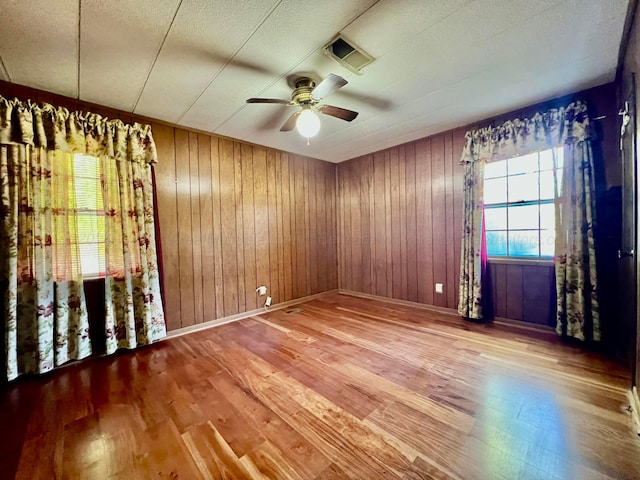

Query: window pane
left=540, top=203, right=555, bottom=230
left=77, top=215, right=99, bottom=243
left=508, top=172, right=539, bottom=202
left=539, top=149, right=552, bottom=170
left=555, top=147, right=564, bottom=169
left=509, top=230, right=539, bottom=257
left=539, top=170, right=557, bottom=200
left=508, top=204, right=539, bottom=230
left=484, top=177, right=507, bottom=204
left=487, top=231, right=507, bottom=256
left=485, top=206, right=507, bottom=230
left=508, top=152, right=538, bottom=175
left=74, top=154, right=100, bottom=177
left=556, top=169, right=563, bottom=197
left=540, top=229, right=555, bottom=257
left=484, top=160, right=507, bottom=179
left=79, top=243, right=105, bottom=277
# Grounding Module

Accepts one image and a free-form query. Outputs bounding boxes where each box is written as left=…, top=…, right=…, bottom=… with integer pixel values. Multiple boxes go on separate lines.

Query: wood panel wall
left=153, top=124, right=337, bottom=331
left=0, top=81, right=338, bottom=332
left=337, top=82, right=619, bottom=329
left=337, top=131, right=465, bottom=310
left=1, top=80, right=619, bottom=331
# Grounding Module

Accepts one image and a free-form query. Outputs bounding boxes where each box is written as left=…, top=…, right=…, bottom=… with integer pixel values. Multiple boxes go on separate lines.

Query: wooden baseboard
left=338, top=289, right=459, bottom=317
left=338, top=289, right=556, bottom=335
left=629, top=387, right=640, bottom=435
left=164, top=290, right=338, bottom=340
left=493, top=316, right=556, bottom=334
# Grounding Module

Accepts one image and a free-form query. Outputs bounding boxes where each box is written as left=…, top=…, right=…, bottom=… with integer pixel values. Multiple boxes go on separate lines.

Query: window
left=72, top=154, right=106, bottom=278
left=484, top=147, right=563, bottom=259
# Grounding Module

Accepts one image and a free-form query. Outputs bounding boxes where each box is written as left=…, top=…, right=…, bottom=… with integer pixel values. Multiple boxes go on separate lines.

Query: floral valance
left=461, top=100, right=591, bottom=164
left=0, top=95, right=157, bottom=164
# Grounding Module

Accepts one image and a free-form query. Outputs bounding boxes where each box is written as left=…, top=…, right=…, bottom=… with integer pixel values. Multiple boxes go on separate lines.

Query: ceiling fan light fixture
left=296, top=109, right=321, bottom=138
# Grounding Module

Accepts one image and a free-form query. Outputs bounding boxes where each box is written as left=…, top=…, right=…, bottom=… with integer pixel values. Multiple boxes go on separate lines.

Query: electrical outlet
left=265, top=296, right=272, bottom=307
left=256, top=286, right=267, bottom=296
left=435, top=283, right=444, bottom=294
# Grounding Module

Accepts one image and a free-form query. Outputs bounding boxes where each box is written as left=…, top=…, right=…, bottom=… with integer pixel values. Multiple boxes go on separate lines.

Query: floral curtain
left=555, top=141, right=599, bottom=340
left=458, top=159, right=486, bottom=319
left=459, top=101, right=599, bottom=340
left=0, top=95, right=166, bottom=381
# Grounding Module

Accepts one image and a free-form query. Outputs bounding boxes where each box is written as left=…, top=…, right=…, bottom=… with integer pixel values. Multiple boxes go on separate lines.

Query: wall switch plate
left=256, top=286, right=267, bottom=296
left=435, top=283, right=443, bottom=294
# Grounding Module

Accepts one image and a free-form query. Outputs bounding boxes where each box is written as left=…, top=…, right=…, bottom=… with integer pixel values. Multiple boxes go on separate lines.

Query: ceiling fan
left=246, top=73, right=359, bottom=139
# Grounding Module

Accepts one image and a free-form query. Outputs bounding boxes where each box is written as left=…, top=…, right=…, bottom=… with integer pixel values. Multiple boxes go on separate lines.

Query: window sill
left=488, top=257, right=554, bottom=266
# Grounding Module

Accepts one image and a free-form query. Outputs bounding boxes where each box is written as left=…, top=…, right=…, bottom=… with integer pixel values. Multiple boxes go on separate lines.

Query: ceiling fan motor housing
left=292, top=77, right=317, bottom=105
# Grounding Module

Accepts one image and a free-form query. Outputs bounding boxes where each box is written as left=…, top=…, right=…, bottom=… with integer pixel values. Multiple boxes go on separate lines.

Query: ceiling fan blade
left=246, top=98, right=291, bottom=104
left=311, top=74, right=348, bottom=100
left=318, top=104, right=359, bottom=122
left=280, top=111, right=300, bottom=132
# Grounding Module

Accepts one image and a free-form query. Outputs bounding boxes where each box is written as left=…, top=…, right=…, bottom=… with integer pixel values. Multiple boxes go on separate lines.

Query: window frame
left=483, top=147, right=562, bottom=263
left=72, top=153, right=107, bottom=280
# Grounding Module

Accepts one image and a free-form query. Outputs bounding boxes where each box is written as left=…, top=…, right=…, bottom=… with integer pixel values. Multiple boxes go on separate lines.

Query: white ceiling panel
left=80, top=0, right=181, bottom=111
left=0, top=0, right=630, bottom=162
left=0, top=0, right=79, bottom=98
left=134, top=0, right=281, bottom=122
left=178, top=0, right=377, bottom=131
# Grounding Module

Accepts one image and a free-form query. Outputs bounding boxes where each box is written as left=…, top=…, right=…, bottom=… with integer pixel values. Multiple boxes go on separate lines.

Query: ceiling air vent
left=323, top=34, right=374, bottom=75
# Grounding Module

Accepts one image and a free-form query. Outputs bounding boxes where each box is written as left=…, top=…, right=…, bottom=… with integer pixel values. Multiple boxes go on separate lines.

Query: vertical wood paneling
left=350, top=161, right=362, bottom=293
left=175, top=129, right=195, bottom=327
left=150, top=133, right=336, bottom=330
left=280, top=154, right=293, bottom=302
left=384, top=152, right=393, bottom=298
left=294, top=157, right=307, bottom=297
left=189, top=132, right=204, bottom=325
left=240, top=144, right=256, bottom=311
left=3, top=80, right=617, bottom=331
left=266, top=150, right=279, bottom=304
left=415, top=139, right=433, bottom=305
left=309, top=161, right=319, bottom=294
left=151, top=123, right=181, bottom=331
left=327, top=162, right=338, bottom=289
left=234, top=143, right=246, bottom=312
left=337, top=128, right=556, bottom=326
left=198, top=133, right=214, bottom=322
left=506, top=265, right=524, bottom=320
left=398, top=146, right=408, bottom=301
left=253, top=147, right=269, bottom=304
left=359, top=157, right=372, bottom=295
left=316, top=162, right=328, bottom=293
left=444, top=133, right=455, bottom=308
left=390, top=148, right=401, bottom=299
left=219, top=138, right=239, bottom=316
left=494, top=263, right=507, bottom=317
left=405, top=144, right=418, bottom=303
left=210, top=137, right=225, bottom=320
left=431, top=135, right=446, bottom=308
left=373, top=153, right=386, bottom=296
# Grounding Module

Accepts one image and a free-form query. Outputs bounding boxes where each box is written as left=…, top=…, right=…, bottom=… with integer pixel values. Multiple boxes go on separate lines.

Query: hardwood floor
left=2, top=293, right=639, bottom=479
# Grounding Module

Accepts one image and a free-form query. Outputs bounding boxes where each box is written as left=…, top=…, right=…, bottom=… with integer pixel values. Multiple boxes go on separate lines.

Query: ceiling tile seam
left=77, top=0, right=82, bottom=99
left=173, top=0, right=285, bottom=125
left=345, top=0, right=570, bottom=117
left=328, top=56, right=615, bottom=160
left=310, top=15, right=613, bottom=147
left=211, top=0, right=383, bottom=134
left=0, top=55, right=10, bottom=83
left=360, top=0, right=475, bottom=65
left=131, top=0, right=184, bottom=114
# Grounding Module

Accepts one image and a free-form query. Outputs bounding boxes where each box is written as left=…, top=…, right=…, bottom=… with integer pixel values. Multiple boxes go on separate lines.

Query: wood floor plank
left=2, top=293, right=639, bottom=479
